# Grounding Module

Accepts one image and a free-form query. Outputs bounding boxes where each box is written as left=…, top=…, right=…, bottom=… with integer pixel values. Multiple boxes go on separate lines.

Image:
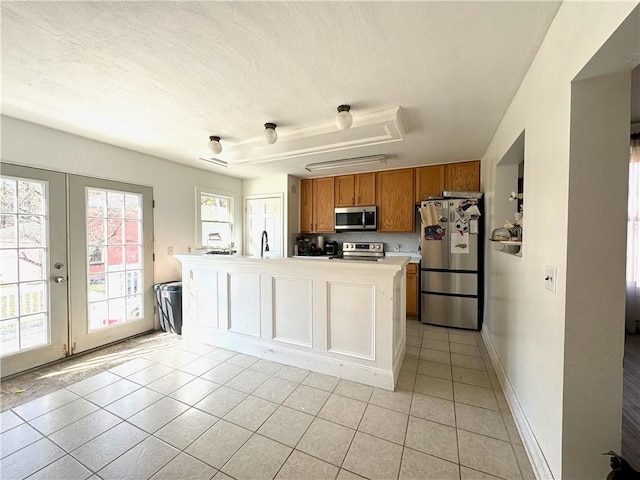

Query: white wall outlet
left=394, top=243, right=401, bottom=252
left=187, top=245, right=193, bottom=253
left=545, top=265, right=557, bottom=293
left=167, top=246, right=173, bottom=255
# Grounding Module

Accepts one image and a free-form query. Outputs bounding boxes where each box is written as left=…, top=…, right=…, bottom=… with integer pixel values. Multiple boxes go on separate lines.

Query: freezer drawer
left=421, top=293, right=478, bottom=330
left=421, top=270, right=477, bottom=296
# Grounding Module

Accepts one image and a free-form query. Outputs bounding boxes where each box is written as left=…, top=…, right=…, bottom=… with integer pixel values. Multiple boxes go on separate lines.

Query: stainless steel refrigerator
left=419, top=197, right=482, bottom=330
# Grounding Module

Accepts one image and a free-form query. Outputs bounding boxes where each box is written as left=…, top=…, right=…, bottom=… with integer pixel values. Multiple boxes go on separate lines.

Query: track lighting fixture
left=208, top=136, right=222, bottom=155
left=264, top=123, right=278, bottom=144
left=335, top=105, right=353, bottom=130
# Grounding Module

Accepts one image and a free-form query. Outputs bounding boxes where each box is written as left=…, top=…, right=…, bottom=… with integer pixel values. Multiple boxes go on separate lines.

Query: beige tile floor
left=0, top=321, right=535, bottom=480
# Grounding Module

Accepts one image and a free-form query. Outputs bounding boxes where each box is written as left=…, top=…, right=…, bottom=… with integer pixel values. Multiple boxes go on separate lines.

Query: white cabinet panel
left=272, top=277, right=312, bottom=346
left=195, top=269, right=220, bottom=329
left=229, top=272, right=261, bottom=336
left=327, top=282, right=375, bottom=359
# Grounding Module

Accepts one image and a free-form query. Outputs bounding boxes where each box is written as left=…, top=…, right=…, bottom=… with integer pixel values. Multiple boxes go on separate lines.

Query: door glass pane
left=88, top=219, right=106, bottom=245
left=86, top=188, right=144, bottom=331
left=0, top=318, right=19, bottom=355
left=18, top=181, right=45, bottom=215
left=0, top=176, right=49, bottom=356
left=18, top=249, right=45, bottom=281
left=89, top=274, right=106, bottom=302
left=88, top=190, right=106, bottom=218
left=1, top=215, right=17, bottom=247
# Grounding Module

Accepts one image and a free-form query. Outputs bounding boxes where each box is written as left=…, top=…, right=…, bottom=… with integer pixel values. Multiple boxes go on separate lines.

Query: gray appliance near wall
left=420, top=195, right=483, bottom=330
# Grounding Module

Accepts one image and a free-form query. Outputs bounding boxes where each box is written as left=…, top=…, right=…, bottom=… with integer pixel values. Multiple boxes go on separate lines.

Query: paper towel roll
left=317, top=236, right=324, bottom=250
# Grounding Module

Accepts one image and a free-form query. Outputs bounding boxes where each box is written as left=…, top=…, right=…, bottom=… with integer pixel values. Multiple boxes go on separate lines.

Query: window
left=197, top=188, right=234, bottom=249
left=86, top=188, right=144, bottom=331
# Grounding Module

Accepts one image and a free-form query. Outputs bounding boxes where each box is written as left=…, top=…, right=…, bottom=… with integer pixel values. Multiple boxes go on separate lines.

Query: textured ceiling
left=1, top=1, right=562, bottom=178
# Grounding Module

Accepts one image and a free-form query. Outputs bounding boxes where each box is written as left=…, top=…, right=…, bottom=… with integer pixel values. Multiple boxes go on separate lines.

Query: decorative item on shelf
left=208, top=136, right=222, bottom=154
left=509, top=191, right=523, bottom=202
left=335, top=104, right=353, bottom=130
left=264, top=123, right=278, bottom=144
left=489, top=228, right=510, bottom=242
left=504, top=212, right=522, bottom=240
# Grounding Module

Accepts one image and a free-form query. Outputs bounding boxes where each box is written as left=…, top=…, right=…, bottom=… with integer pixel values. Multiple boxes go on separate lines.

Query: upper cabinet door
left=313, top=177, right=335, bottom=233
left=376, top=168, right=415, bottom=232
left=415, top=165, right=445, bottom=202
left=444, top=160, right=480, bottom=192
left=300, top=179, right=314, bottom=233
left=355, top=172, right=376, bottom=205
left=334, top=175, right=355, bottom=207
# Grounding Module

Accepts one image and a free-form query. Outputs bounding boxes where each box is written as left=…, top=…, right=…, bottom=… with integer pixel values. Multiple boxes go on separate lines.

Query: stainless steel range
left=340, top=242, right=385, bottom=261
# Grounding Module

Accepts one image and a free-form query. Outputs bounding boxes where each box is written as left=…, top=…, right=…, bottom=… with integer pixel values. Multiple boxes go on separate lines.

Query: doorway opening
left=244, top=194, right=284, bottom=258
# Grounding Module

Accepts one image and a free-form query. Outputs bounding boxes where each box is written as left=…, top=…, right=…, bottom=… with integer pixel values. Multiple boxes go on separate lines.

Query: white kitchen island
left=175, top=254, right=409, bottom=390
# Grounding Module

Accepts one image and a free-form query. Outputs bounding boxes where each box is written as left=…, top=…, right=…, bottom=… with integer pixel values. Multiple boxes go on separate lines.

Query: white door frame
left=1, top=164, right=69, bottom=377
left=68, top=175, right=155, bottom=355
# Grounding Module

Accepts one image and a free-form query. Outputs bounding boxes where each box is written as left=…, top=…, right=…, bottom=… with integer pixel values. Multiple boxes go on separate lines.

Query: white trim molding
left=481, top=328, right=555, bottom=480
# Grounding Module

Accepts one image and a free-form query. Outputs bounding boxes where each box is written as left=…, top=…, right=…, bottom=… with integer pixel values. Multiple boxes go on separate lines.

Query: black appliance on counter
left=324, top=241, right=338, bottom=255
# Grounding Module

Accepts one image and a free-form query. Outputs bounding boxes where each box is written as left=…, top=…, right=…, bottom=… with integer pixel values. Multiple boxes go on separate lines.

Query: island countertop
left=177, top=253, right=410, bottom=270
left=175, top=252, right=408, bottom=390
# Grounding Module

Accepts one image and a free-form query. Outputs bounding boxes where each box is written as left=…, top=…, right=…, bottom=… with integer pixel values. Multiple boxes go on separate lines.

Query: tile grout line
left=3, top=324, right=533, bottom=480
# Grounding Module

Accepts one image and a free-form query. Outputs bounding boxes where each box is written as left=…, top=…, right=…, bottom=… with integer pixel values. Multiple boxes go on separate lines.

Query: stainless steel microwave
left=334, top=206, right=377, bottom=231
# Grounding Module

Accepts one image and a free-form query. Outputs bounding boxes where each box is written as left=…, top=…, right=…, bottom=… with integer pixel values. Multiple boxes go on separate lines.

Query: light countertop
left=176, top=253, right=410, bottom=270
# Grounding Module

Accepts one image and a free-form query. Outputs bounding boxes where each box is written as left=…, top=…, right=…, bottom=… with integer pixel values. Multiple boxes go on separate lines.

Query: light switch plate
left=545, top=265, right=557, bottom=293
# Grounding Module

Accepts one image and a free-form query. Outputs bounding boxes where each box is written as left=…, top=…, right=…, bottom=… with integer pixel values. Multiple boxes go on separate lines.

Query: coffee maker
left=324, top=241, right=338, bottom=256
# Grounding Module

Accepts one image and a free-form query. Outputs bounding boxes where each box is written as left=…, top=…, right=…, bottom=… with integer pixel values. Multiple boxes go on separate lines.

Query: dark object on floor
left=154, top=281, right=183, bottom=334
left=605, top=451, right=640, bottom=479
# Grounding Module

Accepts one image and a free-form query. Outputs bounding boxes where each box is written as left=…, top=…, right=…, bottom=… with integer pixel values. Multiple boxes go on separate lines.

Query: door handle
left=54, top=276, right=66, bottom=284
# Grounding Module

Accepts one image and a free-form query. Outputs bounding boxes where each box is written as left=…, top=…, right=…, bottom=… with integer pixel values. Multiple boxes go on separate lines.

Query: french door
left=1, top=165, right=69, bottom=376
left=1, top=164, right=154, bottom=377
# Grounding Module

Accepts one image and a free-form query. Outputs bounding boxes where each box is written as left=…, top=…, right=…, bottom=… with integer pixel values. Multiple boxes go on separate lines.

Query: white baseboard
left=185, top=327, right=397, bottom=390
left=481, top=328, right=555, bottom=480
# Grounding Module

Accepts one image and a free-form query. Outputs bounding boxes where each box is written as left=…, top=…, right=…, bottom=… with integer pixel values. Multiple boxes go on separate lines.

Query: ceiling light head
left=208, top=135, right=222, bottom=155
left=264, top=123, right=278, bottom=145
left=335, top=104, right=353, bottom=130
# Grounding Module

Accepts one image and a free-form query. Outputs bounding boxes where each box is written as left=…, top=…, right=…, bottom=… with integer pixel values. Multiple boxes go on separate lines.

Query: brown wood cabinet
left=415, top=165, right=445, bottom=203
left=444, top=160, right=480, bottom=192
left=301, top=161, right=478, bottom=235
left=376, top=169, right=415, bottom=232
left=301, top=177, right=334, bottom=233
left=334, top=173, right=376, bottom=207
left=406, top=262, right=418, bottom=317
left=313, top=177, right=335, bottom=232
left=300, top=179, right=314, bottom=233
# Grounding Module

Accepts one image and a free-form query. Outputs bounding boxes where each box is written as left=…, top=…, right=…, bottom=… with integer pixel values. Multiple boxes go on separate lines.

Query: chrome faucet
left=260, top=230, right=270, bottom=258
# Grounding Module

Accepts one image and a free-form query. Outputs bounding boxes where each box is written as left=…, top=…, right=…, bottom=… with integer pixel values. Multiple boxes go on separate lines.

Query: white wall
left=562, top=71, right=631, bottom=479
left=481, top=3, right=639, bottom=478
left=1, top=115, right=243, bottom=284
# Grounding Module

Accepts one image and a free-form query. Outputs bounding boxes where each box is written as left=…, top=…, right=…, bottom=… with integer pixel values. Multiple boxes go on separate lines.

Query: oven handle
left=362, top=210, right=366, bottom=228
